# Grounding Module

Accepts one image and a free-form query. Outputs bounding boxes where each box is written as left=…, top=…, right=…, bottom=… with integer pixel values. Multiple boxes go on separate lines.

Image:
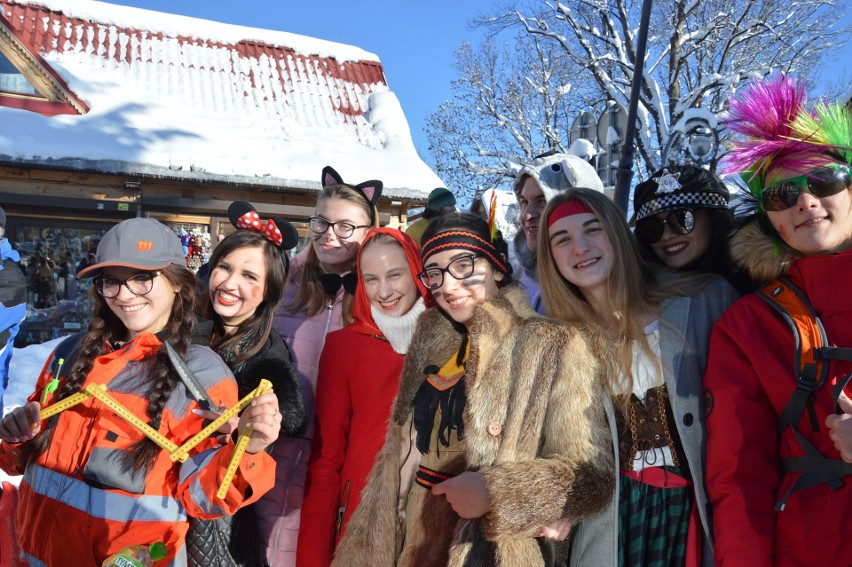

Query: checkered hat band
left=636, top=193, right=728, bottom=221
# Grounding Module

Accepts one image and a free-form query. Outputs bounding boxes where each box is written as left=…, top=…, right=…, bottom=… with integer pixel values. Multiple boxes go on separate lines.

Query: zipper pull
left=336, top=480, right=350, bottom=535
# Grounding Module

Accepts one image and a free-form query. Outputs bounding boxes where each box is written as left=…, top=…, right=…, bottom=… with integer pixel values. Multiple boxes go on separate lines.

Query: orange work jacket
left=0, top=333, right=275, bottom=566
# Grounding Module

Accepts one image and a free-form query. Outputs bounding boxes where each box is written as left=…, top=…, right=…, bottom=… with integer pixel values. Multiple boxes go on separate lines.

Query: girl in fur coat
left=538, top=189, right=737, bottom=566
left=332, top=212, right=614, bottom=567
left=298, top=228, right=431, bottom=566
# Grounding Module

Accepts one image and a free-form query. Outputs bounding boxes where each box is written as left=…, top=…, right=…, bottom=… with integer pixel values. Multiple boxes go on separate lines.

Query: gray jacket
left=569, top=277, right=738, bottom=567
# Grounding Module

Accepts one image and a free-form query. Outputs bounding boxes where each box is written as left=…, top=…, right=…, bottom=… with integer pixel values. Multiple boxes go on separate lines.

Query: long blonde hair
left=537, top=188, right=711, bottom=399
left=287, top=184, right=379, bottom=324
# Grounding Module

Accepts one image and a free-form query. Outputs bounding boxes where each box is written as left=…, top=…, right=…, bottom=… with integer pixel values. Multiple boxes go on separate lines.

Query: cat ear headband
left=321, top=165, right=383, bottom=225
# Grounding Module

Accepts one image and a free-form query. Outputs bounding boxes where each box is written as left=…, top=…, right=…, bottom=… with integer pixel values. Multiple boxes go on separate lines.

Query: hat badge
left=653, top=169, right=682, bottom=194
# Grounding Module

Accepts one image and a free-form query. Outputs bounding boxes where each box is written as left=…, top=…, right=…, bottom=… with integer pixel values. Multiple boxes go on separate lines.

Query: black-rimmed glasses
left=308, top=216, right=371, bottom=239
left=94, top=272, right=159, bottom=298
left=418, top=255, right=479, bottom=290
left=635, top=209, right=696, bottom=244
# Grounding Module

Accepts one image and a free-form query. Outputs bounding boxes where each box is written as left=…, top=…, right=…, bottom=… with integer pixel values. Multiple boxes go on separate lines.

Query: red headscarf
left=347, top=227, right=431, bottom=337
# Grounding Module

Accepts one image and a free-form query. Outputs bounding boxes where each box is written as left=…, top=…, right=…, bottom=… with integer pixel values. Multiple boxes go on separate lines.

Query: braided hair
left=25, top=264, right=197, bottom=474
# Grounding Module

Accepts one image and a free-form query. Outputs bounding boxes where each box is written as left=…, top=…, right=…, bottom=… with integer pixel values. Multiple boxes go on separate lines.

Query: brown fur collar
left=391, top=284, right=536, bottom=424
left=731, top=219, right=801, bottom=286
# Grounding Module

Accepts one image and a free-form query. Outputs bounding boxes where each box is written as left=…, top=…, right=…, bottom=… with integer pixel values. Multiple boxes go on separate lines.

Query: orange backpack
left=757, top=277, right=852, bottom=510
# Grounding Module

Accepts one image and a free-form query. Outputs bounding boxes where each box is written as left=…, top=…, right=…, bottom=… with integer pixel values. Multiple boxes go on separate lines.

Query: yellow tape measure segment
left=217, top=380, right=272, bottom=498
left=39, top=388, right=96, bottom=420
left=170, top=379, right=272, bottom=463
left=84, top=384, right=180, bottom=455
left=217, top=421, right=254, bottom=499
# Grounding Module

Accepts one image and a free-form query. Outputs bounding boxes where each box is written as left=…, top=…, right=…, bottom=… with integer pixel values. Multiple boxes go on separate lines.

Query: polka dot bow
left=236, top=211, right=283, bottom=246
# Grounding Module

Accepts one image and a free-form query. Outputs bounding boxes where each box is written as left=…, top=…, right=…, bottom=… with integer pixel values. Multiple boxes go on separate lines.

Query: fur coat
left=332, top=284, right=614, bottom=567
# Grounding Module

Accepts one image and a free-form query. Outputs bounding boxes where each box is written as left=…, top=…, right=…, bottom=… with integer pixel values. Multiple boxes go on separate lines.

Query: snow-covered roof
left=0, top=0, right=442, bottom=199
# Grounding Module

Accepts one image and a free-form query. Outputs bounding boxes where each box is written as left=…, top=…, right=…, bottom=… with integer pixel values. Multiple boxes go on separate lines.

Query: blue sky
left=104, top=0, right=850, bottom=165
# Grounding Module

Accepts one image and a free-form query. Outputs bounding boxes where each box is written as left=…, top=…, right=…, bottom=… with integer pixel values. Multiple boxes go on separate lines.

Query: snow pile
left=568, top=138, right=598, bottom=160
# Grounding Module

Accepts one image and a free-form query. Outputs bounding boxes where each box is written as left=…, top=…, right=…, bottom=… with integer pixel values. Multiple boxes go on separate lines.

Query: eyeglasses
left=761, top=165, right=852, bottom=212
left=635, top=209, right=696, bottom=244
left=94, top=272, right=159, bottom=298
left=308, top=216, right=370, bottom=239
left=418, top=254, right=479, bottom=290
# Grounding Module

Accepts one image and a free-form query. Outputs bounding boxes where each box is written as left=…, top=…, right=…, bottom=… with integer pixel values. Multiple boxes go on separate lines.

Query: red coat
left=705, top=246, right=852, bottom=566
left=296, top=228, right=429, bottom=567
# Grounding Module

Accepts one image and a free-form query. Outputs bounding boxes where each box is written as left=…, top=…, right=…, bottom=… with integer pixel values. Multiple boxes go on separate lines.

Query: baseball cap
left=77, top=217, right=186, bottom=278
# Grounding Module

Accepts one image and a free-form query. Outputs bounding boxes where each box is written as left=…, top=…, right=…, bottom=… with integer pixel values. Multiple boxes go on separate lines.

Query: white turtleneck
left=370, top=297, right=426, bottom=355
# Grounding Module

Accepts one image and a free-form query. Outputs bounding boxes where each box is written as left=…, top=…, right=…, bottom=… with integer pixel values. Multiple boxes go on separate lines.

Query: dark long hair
left=25, top=263, right=197, bottom=474
left=203, top=230, right=287, bottom=366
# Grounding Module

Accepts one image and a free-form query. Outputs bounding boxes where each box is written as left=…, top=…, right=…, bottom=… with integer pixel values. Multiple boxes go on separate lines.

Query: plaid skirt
left=617, top=466, right=694, bottom=567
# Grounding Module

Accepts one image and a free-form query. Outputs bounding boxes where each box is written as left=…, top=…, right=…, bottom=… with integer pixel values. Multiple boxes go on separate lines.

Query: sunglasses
left=635, top=209, right=696, bottom=244
left=761, top=165, right=852, bottom=212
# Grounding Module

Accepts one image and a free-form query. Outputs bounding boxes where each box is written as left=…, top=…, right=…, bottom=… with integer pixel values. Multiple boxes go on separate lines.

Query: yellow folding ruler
left=38, top=379, right=273, bottom=498
left=38, top=388, right=96, bottom=420
left=84, top=383, right=180, bottom=454
left=215, top=380, right=273, bottom=498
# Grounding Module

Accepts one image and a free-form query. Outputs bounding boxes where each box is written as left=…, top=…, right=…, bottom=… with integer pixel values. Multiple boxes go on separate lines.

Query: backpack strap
left=757, top=277, right=852, bottom=510
left=757, top=277, right=830, bottom=433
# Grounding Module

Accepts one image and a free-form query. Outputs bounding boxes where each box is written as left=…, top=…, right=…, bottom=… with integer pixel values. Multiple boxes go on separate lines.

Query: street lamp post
left=614, top=0, right=653, bottom=213
left=661, top=112, right=720, bottom=168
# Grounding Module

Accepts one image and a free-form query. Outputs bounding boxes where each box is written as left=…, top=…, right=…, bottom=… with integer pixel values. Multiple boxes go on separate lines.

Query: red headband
left=546, top=200, right=595, bottom=229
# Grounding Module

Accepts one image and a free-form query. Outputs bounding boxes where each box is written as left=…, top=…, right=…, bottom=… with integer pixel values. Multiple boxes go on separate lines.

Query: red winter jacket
left=296, top=228, right=429, bottom=567
left=705, top=246, right=852, bottom=566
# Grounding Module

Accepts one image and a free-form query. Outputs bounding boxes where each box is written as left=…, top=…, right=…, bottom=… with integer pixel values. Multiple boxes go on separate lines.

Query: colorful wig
left=721, top=75, right=852, bottom=202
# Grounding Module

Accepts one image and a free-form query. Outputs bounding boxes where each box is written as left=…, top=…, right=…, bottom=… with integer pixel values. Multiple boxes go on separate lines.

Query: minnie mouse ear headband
left=321, top=166, right=383, bottom=225
left=228, top=201, right=299, bottom=251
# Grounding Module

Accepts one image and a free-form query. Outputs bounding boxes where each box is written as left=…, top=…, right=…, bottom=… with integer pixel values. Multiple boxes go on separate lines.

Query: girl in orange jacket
left=0, top=217, right=282, bottom=566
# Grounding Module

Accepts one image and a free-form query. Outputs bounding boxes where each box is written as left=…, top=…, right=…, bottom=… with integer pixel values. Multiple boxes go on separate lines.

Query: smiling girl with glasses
left=632, top=165, right=754, bottom=294
left=0, top=218, right=280, bottom=565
